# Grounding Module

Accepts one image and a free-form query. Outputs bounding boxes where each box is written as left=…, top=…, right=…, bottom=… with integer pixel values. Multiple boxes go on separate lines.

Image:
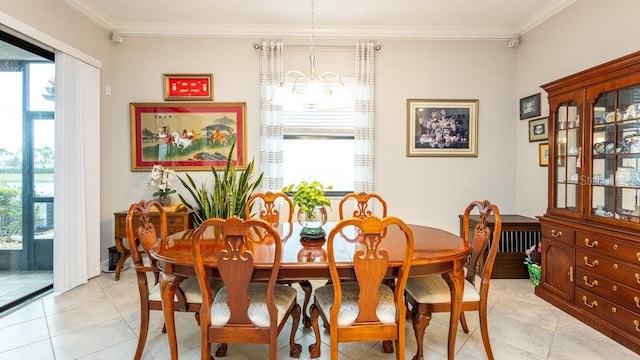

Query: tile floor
left=0, top=265, right=638, bottom=360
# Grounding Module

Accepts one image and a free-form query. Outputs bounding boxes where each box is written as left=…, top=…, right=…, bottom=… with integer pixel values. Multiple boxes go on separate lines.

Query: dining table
left=150, top=221, right=471, bottom=360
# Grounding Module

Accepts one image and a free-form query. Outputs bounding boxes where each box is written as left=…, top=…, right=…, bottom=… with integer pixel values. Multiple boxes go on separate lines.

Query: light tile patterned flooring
left=0, top=265, right=638, bottom=360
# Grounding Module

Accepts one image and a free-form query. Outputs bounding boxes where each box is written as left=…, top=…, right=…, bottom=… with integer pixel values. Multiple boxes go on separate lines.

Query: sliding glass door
left=0, top=30, right=55, bottom=312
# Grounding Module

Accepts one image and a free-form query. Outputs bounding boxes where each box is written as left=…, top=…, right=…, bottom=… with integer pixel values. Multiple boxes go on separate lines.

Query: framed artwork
left=529, top=117, right=549, bottom=142
left=130, top=102, right=246, bottom=171
left=539, top=143, right=549, bottom=166
left=520, top=93, right=541, bottom=120
left=406, top=98, right=478, bottom=157
left=163, top=74, right=214, bottom=101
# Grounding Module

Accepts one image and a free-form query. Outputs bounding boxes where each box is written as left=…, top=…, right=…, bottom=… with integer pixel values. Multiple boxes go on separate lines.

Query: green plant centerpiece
left=177, top=140, right=263, bottom=227
left=282, top=181, right=332, bottom=240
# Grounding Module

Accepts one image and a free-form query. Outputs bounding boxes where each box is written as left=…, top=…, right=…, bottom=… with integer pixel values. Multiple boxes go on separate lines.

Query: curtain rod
left=252, top=43, right=381, bottom=51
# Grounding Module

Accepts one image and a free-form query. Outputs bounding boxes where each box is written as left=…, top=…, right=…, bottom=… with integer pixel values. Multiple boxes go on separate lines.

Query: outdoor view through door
left=0, top=29, right=55, bottom=312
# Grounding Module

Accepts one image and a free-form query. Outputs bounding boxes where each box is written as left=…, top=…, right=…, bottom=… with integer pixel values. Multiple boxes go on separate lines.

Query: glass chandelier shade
left=271, top=0, right=352, bottom=110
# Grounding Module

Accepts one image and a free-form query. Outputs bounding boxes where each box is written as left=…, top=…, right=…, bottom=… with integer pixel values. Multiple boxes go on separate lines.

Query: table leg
left=443, top=261, right=465, bottom=360
left=160, top=272, right=181, bottom=360
left=113, top=236, right=130, bottom=281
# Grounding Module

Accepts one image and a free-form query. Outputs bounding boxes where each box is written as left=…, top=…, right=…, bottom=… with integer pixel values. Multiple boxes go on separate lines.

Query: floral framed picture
left=163, top=74, right=214, bottom=101
left=520, top=93, right=541, bottom=120
left=130, top=102, right=246, bottom=171
left=539, top=143, right=549, bottom=166
left=406, top=99, right=478, bottom=157
left=529, top=117, right=549, bottom=142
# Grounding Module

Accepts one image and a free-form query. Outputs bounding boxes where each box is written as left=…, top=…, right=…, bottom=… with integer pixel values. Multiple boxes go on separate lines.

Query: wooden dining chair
left=308, top=215, right=414, bottom=359
left=245, top=191, right=314, bottom=327
left=191, top=216, right=302, bottom=360
left=125, top=199, right=219, bottom=360
left=405, top=200, right=502, bottom=360
left=338, top=192, right=388, bottom=219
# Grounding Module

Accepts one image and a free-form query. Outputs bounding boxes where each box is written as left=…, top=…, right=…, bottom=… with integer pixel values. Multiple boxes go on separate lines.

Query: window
left=282, top=80, right=357, bottom=195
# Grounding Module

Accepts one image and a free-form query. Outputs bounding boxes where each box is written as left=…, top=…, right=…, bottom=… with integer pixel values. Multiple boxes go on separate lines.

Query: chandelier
left=271, top=0, right=351, bottom=110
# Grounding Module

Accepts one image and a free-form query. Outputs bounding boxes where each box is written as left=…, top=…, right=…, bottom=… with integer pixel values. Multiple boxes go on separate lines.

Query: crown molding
left=61, top=0, right=576, bottom=41
left=515, top=0, right=576, bottom=36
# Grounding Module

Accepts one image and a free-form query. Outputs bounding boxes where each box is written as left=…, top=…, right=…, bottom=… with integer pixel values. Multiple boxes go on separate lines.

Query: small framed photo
left=520, top=93, right=541, bottom=120
left=163, top=73, right=214, bottom=101
left=406, top=98, right=478, bottom=157
left=529, top=117, right=549, bottom=142
left=539, top=143, right=549, bottom=166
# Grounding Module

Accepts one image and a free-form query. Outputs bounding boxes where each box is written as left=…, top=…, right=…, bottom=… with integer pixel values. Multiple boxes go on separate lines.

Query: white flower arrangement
left=147, top=165, right=177, bottom=197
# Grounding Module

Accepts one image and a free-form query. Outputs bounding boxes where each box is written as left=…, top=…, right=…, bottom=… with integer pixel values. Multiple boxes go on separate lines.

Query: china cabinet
left=537, top=51, right=640, bottom=354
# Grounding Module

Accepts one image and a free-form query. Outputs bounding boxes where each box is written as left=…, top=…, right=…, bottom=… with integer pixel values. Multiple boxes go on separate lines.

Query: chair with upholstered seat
left=338, top=192, right=388, bottom=219
left=245, top=191, right=313, bottom=327
left=405, top=200, right=502, bottom=360
left=126, top=199, right=218, bottom=360
left=191, top=216, right=302, bottom=360
left=308, top=215, right=414, bottom=359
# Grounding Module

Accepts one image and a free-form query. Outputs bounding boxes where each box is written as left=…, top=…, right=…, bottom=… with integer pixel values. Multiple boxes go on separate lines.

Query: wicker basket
left=527, top=263, right=541, bottom=286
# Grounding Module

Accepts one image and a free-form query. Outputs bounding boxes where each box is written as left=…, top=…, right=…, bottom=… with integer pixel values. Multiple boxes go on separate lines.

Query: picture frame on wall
left=406, top=98, right=479, bottom=157
left=528, top=117, right=549, bottom=142
left=129, top=102, right=246, bottom=171
left=520, top=93, right=541, bottom=120
left=539, top=143, right=549, bottom=166
left=163, top=73, right=214, bottom=101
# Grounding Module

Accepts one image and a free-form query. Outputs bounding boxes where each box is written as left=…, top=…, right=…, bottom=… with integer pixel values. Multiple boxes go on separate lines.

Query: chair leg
left=299, top=280, right=313, bottom=328
left=134, top=304, right=150, bottom=360
left=411, top=307, right=432, bottom=360
left=289, top=303, right=302, bottom=358
left=215, top=343, right=227, bottom=357
left=308, top=303, right=322, bottom=358
left=459, top=311, right=469, bottom=333
left=479, top=305, right=494, bottom=360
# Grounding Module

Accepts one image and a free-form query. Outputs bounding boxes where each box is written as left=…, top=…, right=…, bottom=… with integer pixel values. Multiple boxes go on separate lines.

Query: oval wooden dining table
left=150, top=222, right=471, bottom=360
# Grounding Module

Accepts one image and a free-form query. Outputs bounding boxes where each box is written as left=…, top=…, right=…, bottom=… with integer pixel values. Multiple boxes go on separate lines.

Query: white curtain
left=258, top=40, right=285, bottom=192
left=53, top=52, right=101, bottom=293
left=354, top=41, right=376, bottom=193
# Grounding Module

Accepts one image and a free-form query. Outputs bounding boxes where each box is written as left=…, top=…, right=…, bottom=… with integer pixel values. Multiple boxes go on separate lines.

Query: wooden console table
left=112, top=208, right=194, bottom=280
left=459, top=214, right=540, bottom=279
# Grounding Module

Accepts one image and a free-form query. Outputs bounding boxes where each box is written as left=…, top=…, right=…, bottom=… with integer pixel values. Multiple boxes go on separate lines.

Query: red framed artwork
left=130, top=102, right=246, bottom=171
left=163, top=74, right=213, bottom=101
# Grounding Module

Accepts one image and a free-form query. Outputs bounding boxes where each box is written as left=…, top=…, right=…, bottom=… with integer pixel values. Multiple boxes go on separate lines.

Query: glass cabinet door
left=555, top=101, right=581, bottom=213
left=591, top=86, right=640, bottom=224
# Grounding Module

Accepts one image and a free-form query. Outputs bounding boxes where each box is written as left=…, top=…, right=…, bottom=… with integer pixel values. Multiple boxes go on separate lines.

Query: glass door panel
left=555, top=101, right=581, bottom=211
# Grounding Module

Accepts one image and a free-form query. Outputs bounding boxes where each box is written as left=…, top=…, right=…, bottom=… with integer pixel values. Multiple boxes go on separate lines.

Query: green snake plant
left=177, top=140, right=263, bottom=227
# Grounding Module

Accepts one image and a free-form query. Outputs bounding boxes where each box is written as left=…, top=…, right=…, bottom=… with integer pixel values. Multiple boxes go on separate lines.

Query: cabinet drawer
left=575, top=287, right=640, bottom=338
left=576, top=267, right=640, bottom=313
left=576, top=231, right=640, bottom=265
left=541, top=223, right=575, bottom=244
left=576, top=249, right=640, bottom=291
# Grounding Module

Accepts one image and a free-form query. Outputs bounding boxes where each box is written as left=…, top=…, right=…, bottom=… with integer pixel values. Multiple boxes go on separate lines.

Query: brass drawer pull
left=551, top=229, right=563, bottom=238
left=584, top=239, right=598, bottom=248
left=612, top=307, right=617, bottom=313
left=583, top=256, right=599, bottom=267
left=635, top=297, right=640, bottom=308
left=582, top=296, right=598, bottom=308
left=635, top=320, right=640, bottom=332
left=636, top=273, right=640, bottom=284
left=583, top=276, right=598, bottom=287
left=637, top=252, right=640, bottom=262
left=568, top=266, right=574, bottom=282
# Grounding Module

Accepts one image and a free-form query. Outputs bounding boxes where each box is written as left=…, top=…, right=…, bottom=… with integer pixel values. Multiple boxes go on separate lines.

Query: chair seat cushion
left=211, top=283, right=298, bottom=327
left=314, top=282, right=395, bottom=326
left=405, top=275, right=480, bottom=304
left=149, top=278, right=223, bottom=304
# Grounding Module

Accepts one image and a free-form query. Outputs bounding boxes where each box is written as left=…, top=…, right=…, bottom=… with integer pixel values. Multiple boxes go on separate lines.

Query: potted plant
left=177, top=140, right=263, bottom=227
left=282, top=181, right=332, bottom=239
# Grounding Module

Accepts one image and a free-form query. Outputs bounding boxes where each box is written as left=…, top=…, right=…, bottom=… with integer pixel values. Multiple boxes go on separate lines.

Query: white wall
left=515, top=0, right=640, bottom=217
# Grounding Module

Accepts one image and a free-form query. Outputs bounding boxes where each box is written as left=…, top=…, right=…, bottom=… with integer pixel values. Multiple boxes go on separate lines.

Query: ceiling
left=61, top=0, right=576, bottom=40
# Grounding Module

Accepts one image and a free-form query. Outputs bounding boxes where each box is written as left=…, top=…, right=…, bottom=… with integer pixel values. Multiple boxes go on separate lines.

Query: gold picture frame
left=406, top=98, right=479, bottom=157
left=539, top=143, right=549, bottom=166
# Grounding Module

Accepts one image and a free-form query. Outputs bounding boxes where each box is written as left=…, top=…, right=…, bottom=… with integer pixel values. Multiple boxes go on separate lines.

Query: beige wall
left=514, top=0, right=640, bottom=216
left=2, top=0, right=639, bottom=263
